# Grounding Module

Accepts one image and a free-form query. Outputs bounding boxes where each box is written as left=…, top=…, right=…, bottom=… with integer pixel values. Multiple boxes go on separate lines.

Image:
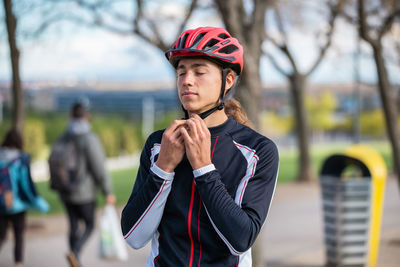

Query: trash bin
left=320, top=145, right=387, bottom=267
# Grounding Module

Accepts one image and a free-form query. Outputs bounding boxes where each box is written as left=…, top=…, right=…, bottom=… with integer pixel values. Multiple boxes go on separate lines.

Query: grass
left=278, top=141, right=391, bottom=182
left=31, top=141, right=392, bottom=215
left=32, top=168, right=138, bottom=215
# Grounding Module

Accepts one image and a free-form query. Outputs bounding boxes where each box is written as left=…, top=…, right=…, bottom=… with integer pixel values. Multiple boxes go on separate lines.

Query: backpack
left=48, top=135, right=79, bottom=193
left=0, top=157, right=21, bottom=211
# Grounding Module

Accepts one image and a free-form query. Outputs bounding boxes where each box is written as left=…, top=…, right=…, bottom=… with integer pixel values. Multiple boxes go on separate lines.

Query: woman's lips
left=182, top=91, right=197, bottom=97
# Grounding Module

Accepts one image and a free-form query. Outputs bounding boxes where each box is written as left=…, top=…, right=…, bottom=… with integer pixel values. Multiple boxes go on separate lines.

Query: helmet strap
left=198, top=68, right=228, bottom=119
left=182, top=105, right=189, bottom=119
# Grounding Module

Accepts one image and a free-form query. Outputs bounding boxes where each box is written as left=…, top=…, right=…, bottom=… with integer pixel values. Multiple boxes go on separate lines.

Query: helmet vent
left=219, top=44, right=238, bottom=54
left=180, top=33, right=189, bottom=48
left=203, top=38, right=219, bottom=49
left=218, top=33, right=229, bottom=39
left=192, top=32, right=206, bottom=48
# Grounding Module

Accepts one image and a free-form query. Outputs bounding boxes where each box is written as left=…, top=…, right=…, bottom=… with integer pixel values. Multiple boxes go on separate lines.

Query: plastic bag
left=99, top=204, right=128, bottom=261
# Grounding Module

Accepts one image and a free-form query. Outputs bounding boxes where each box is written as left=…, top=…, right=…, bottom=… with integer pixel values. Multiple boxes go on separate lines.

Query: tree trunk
left=3, top=0, right=24, bottom=132
left=237, top=28, right=264, bottom=267
left=289, top=74, right=314, bottom=182
left=214, top=0, right=267, bottom=130
left=236, top=53, right=262, bottom=129
left=372, top=44, right=400, bottom=182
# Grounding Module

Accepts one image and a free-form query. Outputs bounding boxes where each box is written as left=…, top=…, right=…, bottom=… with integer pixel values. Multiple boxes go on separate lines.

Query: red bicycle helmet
left=165, top=27, right=244, bottom=75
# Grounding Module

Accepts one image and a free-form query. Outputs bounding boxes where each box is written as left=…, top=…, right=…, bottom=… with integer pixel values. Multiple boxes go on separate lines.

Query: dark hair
left=1, top=128, right=23, bottom=150
left=224, top=99, right=254, bottom=129
left=71, top=103, right=88, bottom=119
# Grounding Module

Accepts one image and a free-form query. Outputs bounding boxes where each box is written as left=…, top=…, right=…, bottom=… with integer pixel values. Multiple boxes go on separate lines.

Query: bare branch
left=133, top=0, right=143, bottom=34
left=358, top=0, right=378, bottom=47
left=31, top=12, right=132, bottom=38
left=379, top=9, right=400, bottom=40
left=272, top=4, right=289, bottom=48
left=147, top=20, right=168, bottom=51
left=251, top=0, right=268, bottom=33
left=265, top=31, right=298, bottom=74
left=214, top=0, right=246, bottom=43
left=175, top=0, right=198, bottom=43
left=266, top=4, right=298, bottom=74
left=132, top=0, right=166, bottom=51
left=92, top=15, right=133, bottom=35
left=341, top=9, right=358, bottom=24
left=306, top=0, right=340, bottom=76
left=263, top=48, right=289, bottom=76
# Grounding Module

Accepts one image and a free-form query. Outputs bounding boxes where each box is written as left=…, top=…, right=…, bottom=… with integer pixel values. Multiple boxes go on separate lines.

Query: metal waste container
left=320, top=145, right=386, bottom=267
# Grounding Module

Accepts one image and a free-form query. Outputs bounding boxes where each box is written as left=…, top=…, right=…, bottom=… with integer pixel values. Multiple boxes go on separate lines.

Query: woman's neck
left=188, top=109, right=228, bottom=128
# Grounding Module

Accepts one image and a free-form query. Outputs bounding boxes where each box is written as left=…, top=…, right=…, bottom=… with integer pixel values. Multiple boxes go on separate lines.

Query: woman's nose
left=182, top=71, right=194, bottom=86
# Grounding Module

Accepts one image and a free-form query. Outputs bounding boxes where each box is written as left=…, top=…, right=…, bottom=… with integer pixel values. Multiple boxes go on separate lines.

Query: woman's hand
left=106, top=194, right=116, bottom=205
left=180, top=114, right=212, bottom=170
left=156, top=120, right=186, bottom=173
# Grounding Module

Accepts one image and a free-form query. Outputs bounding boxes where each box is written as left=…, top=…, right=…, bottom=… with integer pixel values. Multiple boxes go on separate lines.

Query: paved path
left=1, top=178, right=399, bottom=267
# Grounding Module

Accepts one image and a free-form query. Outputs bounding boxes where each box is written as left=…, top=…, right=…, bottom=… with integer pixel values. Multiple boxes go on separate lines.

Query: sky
left=0, top=1, right=399, bottom=87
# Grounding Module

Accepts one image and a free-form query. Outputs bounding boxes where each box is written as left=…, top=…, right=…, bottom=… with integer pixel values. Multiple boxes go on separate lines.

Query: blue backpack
left=0, top=158, right=20, bottom=211
left=0, top=155, right=49, bottom=214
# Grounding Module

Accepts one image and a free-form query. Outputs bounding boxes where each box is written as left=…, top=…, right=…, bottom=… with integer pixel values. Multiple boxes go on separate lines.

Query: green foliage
left=154, top=110, right=180, bottom=131
left=41, top=113, right=68, bottom=145
left=0, top=110, right=146, bottom=158
left=278, top=141, right=391, bottom=182
left=91, top=114, right=142, bottom=157
left=360, top=109, right=385, bottom=137
left=0, top=121, right=13, bottom=144
left=33, top=167, right=138, bottom=215
left=23, top=119, right=46, bottom=160
left=333, top=116, right=352, bottom=133
left=98, top=128, right=120, bottom=157
left=306, top=91, right=337, bottom=131
left=121, top=125, right=139, bottom=154
left=96, top=168, right=137, bottom=207
left=260, top=111, right=293, bottom=137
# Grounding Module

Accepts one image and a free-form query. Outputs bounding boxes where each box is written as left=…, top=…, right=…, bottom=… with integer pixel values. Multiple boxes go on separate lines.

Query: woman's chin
left=182, top=106, right=200, bottom=114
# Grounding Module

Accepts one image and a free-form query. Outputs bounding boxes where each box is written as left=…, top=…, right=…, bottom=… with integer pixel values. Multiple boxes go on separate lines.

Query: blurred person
left=50, top=100, right=116, bottom=267
left=0, top=128, right=49, bottom=267
left=121, top=27, right=279, bottom=266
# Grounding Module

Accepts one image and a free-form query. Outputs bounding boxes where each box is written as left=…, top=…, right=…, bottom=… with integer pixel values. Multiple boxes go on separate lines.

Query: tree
left=264, top=0, right=341, bottom=181
left=214, top=0, right=270, bottom=129
left=355, top=0, right=400, bottom=185
left=2, top=0, right=24, bottom=132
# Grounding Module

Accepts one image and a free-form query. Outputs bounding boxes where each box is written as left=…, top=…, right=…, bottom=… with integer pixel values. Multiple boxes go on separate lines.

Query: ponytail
left=224, top=99, right=254, bottom=129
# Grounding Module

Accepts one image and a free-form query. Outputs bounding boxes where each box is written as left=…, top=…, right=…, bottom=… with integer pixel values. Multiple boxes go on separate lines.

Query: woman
left=0, top=128, right=49, bottom=267
left=121, top=27, right=279, bottom=266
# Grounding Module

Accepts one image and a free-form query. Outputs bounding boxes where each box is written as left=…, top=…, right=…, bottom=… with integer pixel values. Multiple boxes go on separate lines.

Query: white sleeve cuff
left=193, top=164, right=216, bottom=178
left=151, top=163, right=175, bottom=181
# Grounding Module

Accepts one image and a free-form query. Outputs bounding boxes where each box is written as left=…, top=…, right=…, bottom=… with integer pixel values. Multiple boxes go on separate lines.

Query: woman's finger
left=186, top=119, right=198, bottom=140
left=192, top=114, right=210, bottom=139
left=180, top=126, right=193, bottom=145
left=165, top=120, right=186, bottom=134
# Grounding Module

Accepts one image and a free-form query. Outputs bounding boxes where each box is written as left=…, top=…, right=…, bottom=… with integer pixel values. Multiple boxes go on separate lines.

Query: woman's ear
left=225, top=71, right=236, bottom=92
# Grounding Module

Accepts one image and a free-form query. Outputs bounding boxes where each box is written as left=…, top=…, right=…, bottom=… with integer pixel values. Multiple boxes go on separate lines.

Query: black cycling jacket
left=121, top=117, right=279, bottom=267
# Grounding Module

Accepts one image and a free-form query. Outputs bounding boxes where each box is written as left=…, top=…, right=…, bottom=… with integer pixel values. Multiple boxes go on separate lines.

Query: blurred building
left=0, top=80, right=384, bottom=116
left=0, top=81, right=179, bottom=115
